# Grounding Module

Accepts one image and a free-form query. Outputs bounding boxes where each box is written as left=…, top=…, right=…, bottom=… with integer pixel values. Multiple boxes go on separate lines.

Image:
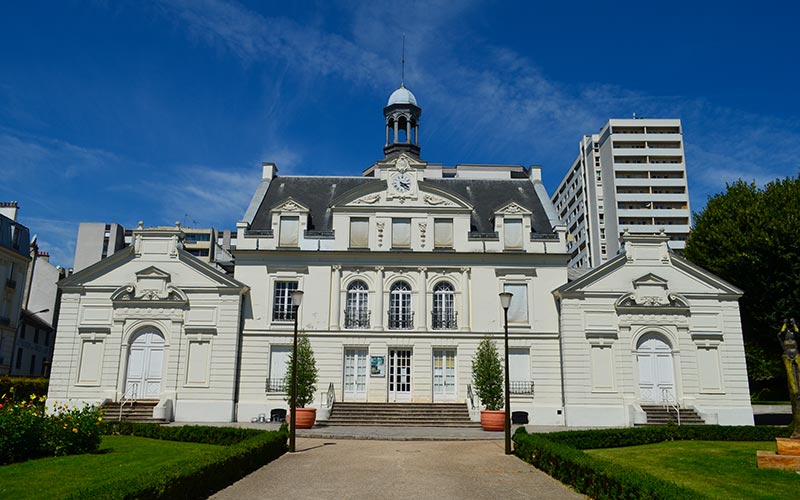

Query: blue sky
left=2, top=0, right=798, bottom=267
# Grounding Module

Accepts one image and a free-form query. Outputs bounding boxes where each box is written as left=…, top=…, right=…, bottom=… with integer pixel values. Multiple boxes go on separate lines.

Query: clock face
left=392, top=174, right=413, bottom=193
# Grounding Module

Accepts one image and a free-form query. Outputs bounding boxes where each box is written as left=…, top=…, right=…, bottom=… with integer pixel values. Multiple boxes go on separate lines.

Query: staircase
left=324, top=402, right=479, bottom=427
left=637, top=404, right=705, bottom=426
left=102, top=400, right=167, bottom=423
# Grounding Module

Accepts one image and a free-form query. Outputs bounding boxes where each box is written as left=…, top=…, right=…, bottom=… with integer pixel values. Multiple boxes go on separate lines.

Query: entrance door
left=388, top=349, right=412, bottom=402
left=637, top=334, right=675, bottom=403
left=344, top=349, right=368, bottom=401
left=433, top=349, right=456, bottom=402
left=126, top=329, right=165, bottom=399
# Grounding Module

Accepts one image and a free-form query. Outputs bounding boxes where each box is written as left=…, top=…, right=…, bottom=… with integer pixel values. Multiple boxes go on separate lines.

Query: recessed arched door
left=636, top=334, right=676, bottom=404
left=125, top=328, right=165, bottom=399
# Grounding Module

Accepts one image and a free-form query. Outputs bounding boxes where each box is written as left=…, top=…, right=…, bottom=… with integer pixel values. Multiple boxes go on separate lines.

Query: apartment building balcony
left=611, top=133, right=682, bottom=142
left=615, top=178, right=685, bottom=187
left=615, top=193, right=688, bottom=203
left=344, top=309, right=371, bottom=329
left=616, top=224, right=691, bottom=234
left=618, top=208, right=690, bottom=218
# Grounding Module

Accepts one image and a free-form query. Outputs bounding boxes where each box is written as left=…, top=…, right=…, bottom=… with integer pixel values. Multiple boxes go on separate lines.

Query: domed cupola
left=383, top=83, right=422, bottom=158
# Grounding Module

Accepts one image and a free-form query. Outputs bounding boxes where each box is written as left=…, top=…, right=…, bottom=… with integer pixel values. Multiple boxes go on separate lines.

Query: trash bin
left=511, top=411, right=529, bottom=425
left=271, top=408, right=287, bottom=423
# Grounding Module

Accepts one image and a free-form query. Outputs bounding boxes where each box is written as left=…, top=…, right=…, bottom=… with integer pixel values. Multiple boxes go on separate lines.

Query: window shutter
left=279, top=216, right=299, bottom=246
left=392, top=219, right=411, bottom=247
left=434, top=219, right=454, bottom=248
left=504, top=284, right=528, bottom=323
left=350, top=218, right=369, bottom=248
left=504, top=219, right=523, bottom=249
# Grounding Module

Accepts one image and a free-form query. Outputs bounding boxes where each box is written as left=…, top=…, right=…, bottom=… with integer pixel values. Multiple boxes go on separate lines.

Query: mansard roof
left=249, top=176, right=556, bottom=234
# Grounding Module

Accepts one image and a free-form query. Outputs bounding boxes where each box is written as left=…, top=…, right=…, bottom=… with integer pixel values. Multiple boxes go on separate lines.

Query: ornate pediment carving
left=495, top=202, right=530, bottom=215
left=270, top=197, right=309, bottom=213
left=111, top=267, right=189, bottom=306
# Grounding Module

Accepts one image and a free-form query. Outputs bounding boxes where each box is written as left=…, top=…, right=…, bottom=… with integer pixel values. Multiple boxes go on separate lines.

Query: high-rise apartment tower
left=552, top=118, right=691, bottom=269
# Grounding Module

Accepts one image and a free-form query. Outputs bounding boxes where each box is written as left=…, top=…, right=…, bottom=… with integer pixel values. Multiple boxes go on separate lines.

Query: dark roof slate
left=250, top=176, right=555, bottom=234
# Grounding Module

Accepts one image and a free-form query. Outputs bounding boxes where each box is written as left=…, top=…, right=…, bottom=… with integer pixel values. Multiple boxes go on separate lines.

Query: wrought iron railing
left=431, top=310, right=458, bottom=330
left=467, top=384, right=477, bottom=410
left=119, top=382, right=140, bottom=420
left=509, top=380, right=535, bottom=395
left=325, top=382, right=335, bottom=409
left=265, top=377, right=288, bottom=393
left=272, top=309, right=296, bottom=321
left=388, top=311, right=414, bottom=330
left=660, top=387, right=680, bottom=425
left=344, top=309, right=370, bottom=329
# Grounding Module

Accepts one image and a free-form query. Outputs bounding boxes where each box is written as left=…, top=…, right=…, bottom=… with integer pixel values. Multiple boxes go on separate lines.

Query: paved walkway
left=210, top=438, right=585, bottom=500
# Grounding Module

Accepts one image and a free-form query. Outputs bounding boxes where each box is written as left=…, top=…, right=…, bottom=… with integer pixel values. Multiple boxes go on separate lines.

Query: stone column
left=374, top=266, right=384, bottom=331
left=393, top=120, right=399, bottom=145
left=385, top=123, right=390, bottom=146
left=330, top=265, right=341, bottom=330
left=460, top=267, right=471, bottom=331
left=406, top=120, right=411, bottom=144
left=417, top=267, right=427, bottom=330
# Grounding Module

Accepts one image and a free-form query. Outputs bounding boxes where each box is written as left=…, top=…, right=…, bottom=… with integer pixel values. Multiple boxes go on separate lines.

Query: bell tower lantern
left=383, top=84, right=422, bottom=158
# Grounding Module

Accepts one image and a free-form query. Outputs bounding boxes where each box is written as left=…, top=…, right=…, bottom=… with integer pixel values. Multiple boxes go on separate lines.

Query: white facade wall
left=556, top=234, right=752, bottom=427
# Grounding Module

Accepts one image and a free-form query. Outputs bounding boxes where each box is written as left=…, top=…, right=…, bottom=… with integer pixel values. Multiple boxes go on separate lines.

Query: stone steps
left=103, top=400, right=167, bottom=423
left=636, top=405, right=705, bottom=426
left=325, top=402, right=479, bottom=427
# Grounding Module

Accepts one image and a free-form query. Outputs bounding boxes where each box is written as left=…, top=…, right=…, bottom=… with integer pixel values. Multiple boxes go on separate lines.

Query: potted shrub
left=472, top=337, right=505, bottom=431
left=285, top=334, right=319, bottom=429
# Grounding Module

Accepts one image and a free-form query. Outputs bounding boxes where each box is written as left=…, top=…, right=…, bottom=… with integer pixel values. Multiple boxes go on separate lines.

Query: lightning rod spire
left=401, top=34, right=405, bottom=87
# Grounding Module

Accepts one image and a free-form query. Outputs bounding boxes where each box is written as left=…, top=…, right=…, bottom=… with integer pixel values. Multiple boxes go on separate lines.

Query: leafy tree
left=472, top=337, right=505, bottom=410
left=284, top=335, right=318, bottom=408
left=684, top=176, right=800, bottom=391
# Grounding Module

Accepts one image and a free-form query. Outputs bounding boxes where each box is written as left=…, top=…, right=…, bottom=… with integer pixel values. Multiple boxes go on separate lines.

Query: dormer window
left=504, top=219, right=523, bottom=249
left=279, top=216, right=299, bottom=247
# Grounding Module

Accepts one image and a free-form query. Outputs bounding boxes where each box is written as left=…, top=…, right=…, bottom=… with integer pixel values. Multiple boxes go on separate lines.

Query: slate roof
left=249, top=176, right=555, bottom=234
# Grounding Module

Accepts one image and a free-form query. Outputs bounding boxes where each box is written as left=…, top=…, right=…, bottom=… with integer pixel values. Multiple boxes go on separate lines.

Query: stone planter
left=292, top=407, right=317, bottom=429
left=480, top=410, right=505, bottom=431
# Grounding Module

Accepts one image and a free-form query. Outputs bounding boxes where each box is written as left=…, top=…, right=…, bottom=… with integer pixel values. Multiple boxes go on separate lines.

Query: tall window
left=345, top=280, right=370, bottom=329
left=388, top=281, right=413, bottom=329
left=503, top=283, right=529, bottom=323
left=504, top=219, right=523, bottom=249
left=432, top=282, right=457, bottom=329
left=278, top=216, right=299, bottom=247
left=273, top=281, right=298, bottom=321
left=434, top=219, right=454, bottom=248
left=349, top=218, right=370, bottom=248
left=392, top=218, right=411, bottom=248
left=267, top=346, right=291, bottom=392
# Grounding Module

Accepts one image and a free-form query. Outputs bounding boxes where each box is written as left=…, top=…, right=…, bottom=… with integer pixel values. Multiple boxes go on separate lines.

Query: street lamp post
left=288, top=289, right=304, bottom=453
left=498, top=292, right=513, bottom=455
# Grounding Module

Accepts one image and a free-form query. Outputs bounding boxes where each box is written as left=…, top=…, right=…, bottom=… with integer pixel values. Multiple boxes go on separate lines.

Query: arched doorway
left=125, top=328, right=165, bottom=399
left=636, top=333, right=676, bottom=404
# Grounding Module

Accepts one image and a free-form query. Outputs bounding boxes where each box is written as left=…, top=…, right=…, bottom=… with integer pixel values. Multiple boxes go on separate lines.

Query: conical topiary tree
left=472, top=337, right=504, bottom=410
left=285, top=334, right=318, bottom=408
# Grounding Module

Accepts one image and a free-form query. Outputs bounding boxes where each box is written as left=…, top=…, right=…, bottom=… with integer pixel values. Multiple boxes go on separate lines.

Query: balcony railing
left=388, top=311, right=414, bottom=330
left=272, top=309, right=296, bottom=321
left=265, top=377, right=288, bottom=393
left=431, top=310, right=458, bottom=330
left=344, top=309, right=371, bottom=329
left=509, top=380, right=535, bottom=395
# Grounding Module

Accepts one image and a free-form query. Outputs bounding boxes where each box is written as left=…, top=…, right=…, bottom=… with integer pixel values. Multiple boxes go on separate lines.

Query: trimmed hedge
left=512, top=425, right=792, bottom=500
left=64, top=423, right=288, bottom=500
left=0, top=376, right=49, bottom=401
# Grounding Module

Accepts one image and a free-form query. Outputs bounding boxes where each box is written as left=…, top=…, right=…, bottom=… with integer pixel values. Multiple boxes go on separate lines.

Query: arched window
left=432, top=282, right=457, bottom=329
left=389, top=281, right=413, bottom=329
left=345, top=280, right=370, bottom=329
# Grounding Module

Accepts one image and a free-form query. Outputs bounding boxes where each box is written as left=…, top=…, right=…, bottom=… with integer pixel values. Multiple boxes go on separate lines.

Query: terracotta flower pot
left=291, top=407, right=317, bottom=429
left=480, top=409, right=505, bottom=431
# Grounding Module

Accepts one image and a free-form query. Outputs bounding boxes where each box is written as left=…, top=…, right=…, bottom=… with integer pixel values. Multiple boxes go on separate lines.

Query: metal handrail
left=466, top=384, right=476, bottom=410
left=119, top=382, right=140, bottom=420
left=509, top=380, right=535, bottom=395
left=344, top=309, right=371, bottom=329
left=431, top=310, right=458, bottom=330
left=265, top=377, right=288, bottom=393
left=660, top=388, right=681, bottom=425
left=325, top=382, right=335, bottom=409
left=387, top=311, right=414, bottom=330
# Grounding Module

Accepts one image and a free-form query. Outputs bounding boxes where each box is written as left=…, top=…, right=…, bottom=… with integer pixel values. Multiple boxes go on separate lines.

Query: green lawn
left=0, top=435, right=224, bottom=500
left=587, top=441, right=799, bottom=500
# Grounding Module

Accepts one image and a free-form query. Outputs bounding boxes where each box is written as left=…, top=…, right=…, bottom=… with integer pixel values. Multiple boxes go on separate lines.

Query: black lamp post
left=498, top=291, right=513, bottom=455
left=288, top=289, right=304, bottom=453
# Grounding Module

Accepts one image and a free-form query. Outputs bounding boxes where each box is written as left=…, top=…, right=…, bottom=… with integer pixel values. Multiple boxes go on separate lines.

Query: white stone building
left=47, top=86, right=752, bottom=427
left=552, top=119, right=692, bottom=269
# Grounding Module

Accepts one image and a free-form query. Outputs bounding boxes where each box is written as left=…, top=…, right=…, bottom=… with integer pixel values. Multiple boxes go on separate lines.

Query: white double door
left=125, top=329, right=165, bottom=399
left=433, top=349, right=456, bottom=402
left=388, top=349, right=412, bottom=402
left=637, top=335, right=676, bottom=403
left=343, top=349, right=368, bottom=401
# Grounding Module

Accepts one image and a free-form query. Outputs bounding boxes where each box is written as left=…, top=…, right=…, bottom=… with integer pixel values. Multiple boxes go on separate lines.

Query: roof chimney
left=0, top=201, right=19, bottom=221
